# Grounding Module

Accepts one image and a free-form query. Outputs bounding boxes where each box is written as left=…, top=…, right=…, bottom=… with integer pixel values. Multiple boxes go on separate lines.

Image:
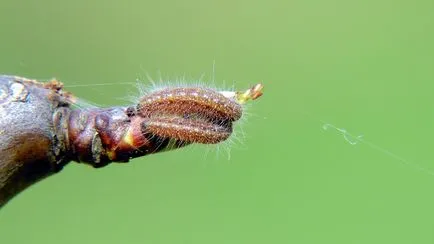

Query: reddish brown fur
left=138, top=87, right=242, bottom=122
left=144, top=117, right=232, bottom=144
left=136, top=87, right=242, bottom=144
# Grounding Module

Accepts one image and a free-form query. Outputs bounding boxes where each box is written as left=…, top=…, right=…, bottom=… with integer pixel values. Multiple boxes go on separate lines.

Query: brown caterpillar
left=136, top=84, right=262, bottom=144
left=137, top=87, right=242, bottom=122
left=143, top=116, right=233, bottom=144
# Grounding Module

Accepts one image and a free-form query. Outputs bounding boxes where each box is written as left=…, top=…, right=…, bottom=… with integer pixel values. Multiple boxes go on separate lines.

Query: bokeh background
left=1, top=0, right=434, bottom=243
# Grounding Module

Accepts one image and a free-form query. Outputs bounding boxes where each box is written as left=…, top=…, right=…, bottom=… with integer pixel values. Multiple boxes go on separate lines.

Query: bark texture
left=0, top=76, right=73, bottom=207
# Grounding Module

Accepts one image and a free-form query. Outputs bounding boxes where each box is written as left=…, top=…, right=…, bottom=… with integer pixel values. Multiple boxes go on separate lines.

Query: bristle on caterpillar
left=136, top=84, right=263, bottom=145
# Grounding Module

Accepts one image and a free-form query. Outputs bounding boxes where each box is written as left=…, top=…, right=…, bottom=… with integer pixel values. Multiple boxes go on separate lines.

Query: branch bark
left=0, top=76, right=73, bottom=207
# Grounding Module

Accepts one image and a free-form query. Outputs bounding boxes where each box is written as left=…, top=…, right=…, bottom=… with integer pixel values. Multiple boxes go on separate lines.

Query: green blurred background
left=1, top=0, right=434, bottom=243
